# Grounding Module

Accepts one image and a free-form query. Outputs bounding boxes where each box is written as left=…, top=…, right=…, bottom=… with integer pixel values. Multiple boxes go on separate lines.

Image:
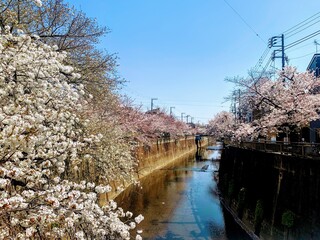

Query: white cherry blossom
left=0, top=32, right=140, bottom=239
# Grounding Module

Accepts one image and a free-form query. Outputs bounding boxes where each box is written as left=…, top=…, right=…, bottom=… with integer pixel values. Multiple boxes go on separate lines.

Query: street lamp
left=151, top=98, right=158, bottom=110
left=170, top=107, right=175, bottom=116
left=181, top=112, right=185, bottom=121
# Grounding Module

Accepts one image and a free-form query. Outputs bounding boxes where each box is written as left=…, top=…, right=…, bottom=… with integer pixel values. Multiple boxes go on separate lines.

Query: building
left=307, top=54, right=320, bottom=142
left=307, top=53, right=320, bottom=77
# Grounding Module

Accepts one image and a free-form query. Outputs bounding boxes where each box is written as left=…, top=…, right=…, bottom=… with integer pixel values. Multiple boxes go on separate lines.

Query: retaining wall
left=219, top=146, right=320, bottom=240
left=136, top=136, right=198, bottom=178
left=103, top=136, right=209, bottom=201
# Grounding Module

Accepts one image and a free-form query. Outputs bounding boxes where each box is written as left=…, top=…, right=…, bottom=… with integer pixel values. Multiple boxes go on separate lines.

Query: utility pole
left=151, top=98, right=157, bottom=110
left=281, top=34, right=285, bottom=69
left=191, top=117, right=194, bottom=124
left=186, top=115, right=190, bottom=124
left=181, top=112, right=185, bottom=121
left=268, top=34, right=285, bottom=69
left=170, top=107, right=175, bottom=116
left=234, top=94, right=237, bottom=124
left=232, top=90, right=237, bottom=124
left=238, top=89, right=241, bottom=122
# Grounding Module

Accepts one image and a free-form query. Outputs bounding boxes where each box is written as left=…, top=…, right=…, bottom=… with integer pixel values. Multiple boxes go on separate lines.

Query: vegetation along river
left=116, top=146, right=252, bottom=239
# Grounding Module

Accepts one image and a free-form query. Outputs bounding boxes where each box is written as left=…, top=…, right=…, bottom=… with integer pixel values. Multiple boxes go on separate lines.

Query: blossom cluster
left=208, top=67, right=320, bottom=142
left=116, top=105, right=197, bottom=144
left=0, top=31, right=141, bottom=239
left=206, top=111, right=235, bottom=141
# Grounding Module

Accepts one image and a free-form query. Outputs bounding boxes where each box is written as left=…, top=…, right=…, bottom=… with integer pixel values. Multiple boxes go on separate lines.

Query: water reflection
left=116, top=148, right=251, bottom=240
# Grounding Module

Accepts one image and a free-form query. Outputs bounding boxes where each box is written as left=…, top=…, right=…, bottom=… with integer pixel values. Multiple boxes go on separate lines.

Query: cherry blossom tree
left=206, top=111, right=235, bottom=141
left=0, top=29, right=142, bottom=239
left=114, top=103, right=195, bottom=144
left=253, top=67, right=320, bottom=131
left=0, top=0, right=194, bottom=142
left=0, top=1, right=199, bottom=238
left=226, top=66, right=320, bottom=141
left=0, top=0, right=122, bottom=107
left=79, top=100, right=138, bottom=189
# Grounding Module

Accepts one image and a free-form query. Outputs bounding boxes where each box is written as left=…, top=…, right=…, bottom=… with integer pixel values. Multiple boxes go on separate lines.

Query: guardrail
left=236, top=141, right=320, bottom=158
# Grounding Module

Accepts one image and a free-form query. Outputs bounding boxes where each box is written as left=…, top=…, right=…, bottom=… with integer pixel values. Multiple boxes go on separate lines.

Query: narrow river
left=116, top=147, right=251, bottom=240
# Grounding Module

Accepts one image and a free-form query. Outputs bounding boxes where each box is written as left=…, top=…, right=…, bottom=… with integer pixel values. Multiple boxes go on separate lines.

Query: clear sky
left=66, top=0, right=320, bottom=124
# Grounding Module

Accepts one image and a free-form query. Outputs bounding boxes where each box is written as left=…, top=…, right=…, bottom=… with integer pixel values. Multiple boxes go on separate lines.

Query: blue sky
left=66, top=0, right=320, bottom=124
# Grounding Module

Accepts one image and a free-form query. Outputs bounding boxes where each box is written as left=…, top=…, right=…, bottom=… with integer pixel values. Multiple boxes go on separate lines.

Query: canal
left=115, top=146, right=252, bottom=239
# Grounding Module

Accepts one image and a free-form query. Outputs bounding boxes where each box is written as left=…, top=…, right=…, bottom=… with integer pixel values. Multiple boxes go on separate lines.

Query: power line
left=283, top=11, right=320, bottom=36
left=222, top=0, right=265, bottom=44
left=289, top=52, right=314, bottom=60
left=255, top=56, right=273, bottom=81
left=253, top=12, right=320, bottom=75
left=258, top=56, right=273, bottom=78
left=285, top=30, right=320, bottom=50
left=286, top=18, right=320, bottom=39
left=285, top=41, right=314, bottom=53
left=141, top=101, right=228, bottom=108
left=253, top=47, right=271, bottom=72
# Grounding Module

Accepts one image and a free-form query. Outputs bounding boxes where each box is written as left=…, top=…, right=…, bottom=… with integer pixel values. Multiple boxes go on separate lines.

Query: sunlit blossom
left=0, top=31, right=141, bottom=239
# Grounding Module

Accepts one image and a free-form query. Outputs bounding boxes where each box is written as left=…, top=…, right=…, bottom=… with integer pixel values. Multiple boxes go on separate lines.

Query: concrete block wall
left=136, top=136, right=197, bottom=178
left=103, top=136, right=204, bottom=201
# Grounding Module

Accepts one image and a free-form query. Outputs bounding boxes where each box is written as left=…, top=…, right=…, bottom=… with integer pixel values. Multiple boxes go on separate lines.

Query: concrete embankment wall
left=219, top=146, right=320, bottom=240
left=136, top=137, right=198, bottom=178
left=105, top=136, right=209, bottom=201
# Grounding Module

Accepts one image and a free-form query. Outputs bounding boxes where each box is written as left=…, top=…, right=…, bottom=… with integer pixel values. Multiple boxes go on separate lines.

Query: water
left=116, top=148, right=251, bottom=240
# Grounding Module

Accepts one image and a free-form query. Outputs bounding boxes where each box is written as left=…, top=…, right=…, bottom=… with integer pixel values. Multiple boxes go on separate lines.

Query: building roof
left=307, top=54, right=320, bottom=77
left=307, top=53, right=320, bottom=71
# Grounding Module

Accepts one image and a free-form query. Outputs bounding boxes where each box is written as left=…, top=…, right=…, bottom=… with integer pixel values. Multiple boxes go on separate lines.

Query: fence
left=237, top=140, right=320, bottom=158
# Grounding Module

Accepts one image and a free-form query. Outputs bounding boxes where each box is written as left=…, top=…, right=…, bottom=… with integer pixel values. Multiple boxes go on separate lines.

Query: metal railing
left=236, top=141, right=320, bottom=158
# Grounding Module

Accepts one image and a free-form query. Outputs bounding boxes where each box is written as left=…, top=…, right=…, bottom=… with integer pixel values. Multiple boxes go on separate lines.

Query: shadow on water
left=116, top=146, right=252, bottom=240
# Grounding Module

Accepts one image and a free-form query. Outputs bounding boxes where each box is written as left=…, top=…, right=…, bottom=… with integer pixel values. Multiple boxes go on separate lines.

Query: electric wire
left=253, top=47, right=271, bottom=72
left=281, top=13, right=320, bottom=68
left=285, top=30, right=320, bottom=50
left=285, top=42, right=314, bottom=53
left=252, top=12, right=320, bottom=82
left=283, top=11, right=320, bottom=35
left=144, top=101, right=228, bottom=108
left=290, top=52, right=314, bottom=60
left=260, top=57, right=272, bottom=76
left=286, top=18, right=320, bottom=39
left=222, top=0, right=266, bottom=44
left=255, top=56, right=273, bottom=81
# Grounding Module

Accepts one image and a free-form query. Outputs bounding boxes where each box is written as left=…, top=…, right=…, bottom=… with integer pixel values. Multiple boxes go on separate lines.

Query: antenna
left=314, top=40, right=320, bottom=53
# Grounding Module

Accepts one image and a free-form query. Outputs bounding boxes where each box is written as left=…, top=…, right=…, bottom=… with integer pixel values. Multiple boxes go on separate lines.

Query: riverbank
left=219, top=145, right=320, bottom=239
left=104, top=136, right=211, bottom=201
left=115, top=147, right=252, bottom=239
left=219, top=196, right=260, bottom=240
